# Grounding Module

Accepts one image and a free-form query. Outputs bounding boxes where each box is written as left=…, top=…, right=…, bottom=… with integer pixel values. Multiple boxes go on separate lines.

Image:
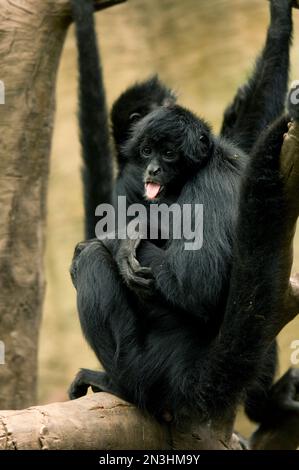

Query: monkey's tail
left=71, top=0, right=113, bottom=240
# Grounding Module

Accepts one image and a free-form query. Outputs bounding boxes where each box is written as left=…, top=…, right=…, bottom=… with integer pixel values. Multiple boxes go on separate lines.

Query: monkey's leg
left=221, top=0, right=293, bottom=153
left=69, top=239, right=142, bottom=404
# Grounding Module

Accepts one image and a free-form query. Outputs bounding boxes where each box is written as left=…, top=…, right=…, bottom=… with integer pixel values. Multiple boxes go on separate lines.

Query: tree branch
left=0, top=393, right=242, bottom=450
left=0, top=392, right=298, bottom=450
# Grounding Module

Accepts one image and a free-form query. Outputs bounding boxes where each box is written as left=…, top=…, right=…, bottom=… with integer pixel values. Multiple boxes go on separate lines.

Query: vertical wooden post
left=0, top=0, right=71, bottom=409
left=0, top=0, right=126, bottom=411
left=0, top=0, right=127, bottom=410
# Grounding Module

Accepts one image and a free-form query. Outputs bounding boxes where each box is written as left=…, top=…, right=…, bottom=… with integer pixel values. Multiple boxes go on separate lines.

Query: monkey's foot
left=258, top=368, right=299, bottom=426
left=68, top=369, right=118, bottom=400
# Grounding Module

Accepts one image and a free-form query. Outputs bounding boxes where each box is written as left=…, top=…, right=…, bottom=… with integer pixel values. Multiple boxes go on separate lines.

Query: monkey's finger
left=127, top=257, right=154, bottom=280
left=126, top=272, right=154, bottom=290
left=135, top=267, right=154, bottom=279
left=121, top=256, right=154, bottom=290
left=120, top=260, right=142, bottom=285
left=128, top=253, right=141, bottom=271
left=132, top=278, right=155, bottom=291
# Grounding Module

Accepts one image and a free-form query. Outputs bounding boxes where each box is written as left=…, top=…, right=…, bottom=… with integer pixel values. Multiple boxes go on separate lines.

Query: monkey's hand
left=116, top=237, right=154, bottom=296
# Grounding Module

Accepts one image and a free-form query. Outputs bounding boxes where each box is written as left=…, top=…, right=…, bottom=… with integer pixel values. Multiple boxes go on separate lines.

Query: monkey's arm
left=220, top=0, right=293, bottom=154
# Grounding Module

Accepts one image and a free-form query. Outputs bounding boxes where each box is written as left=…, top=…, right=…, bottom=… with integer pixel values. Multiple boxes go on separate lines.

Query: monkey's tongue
left=145, top=183, right=161, bottom=200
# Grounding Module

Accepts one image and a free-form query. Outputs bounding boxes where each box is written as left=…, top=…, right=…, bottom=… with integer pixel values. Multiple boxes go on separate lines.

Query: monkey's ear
left=184, top=128, right=213, bottom=165
left=121, top=136, right=135, bottom=160
left=121, top=130, right=142, bottom=162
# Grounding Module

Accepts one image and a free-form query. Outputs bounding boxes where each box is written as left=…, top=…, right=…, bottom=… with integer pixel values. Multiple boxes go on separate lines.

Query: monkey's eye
left=129, top=112, right=141, bottom=123
left=163, top=150, right=177, bottom=162
left=199, top=134, right=209, bottom=146
left=141, top=146, right=152, bottom=157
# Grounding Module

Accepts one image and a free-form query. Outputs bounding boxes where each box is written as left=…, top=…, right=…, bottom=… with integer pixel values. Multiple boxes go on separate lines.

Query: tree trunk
left=0, top=0, right=123, bottom=410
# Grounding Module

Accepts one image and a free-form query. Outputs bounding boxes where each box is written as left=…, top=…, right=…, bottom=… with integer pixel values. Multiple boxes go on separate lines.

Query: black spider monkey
left=69, top=0, right=298, bottom=425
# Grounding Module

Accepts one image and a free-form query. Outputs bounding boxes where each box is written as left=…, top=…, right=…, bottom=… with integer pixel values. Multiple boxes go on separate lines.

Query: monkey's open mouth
left=145, top=182, right=164, bottom=200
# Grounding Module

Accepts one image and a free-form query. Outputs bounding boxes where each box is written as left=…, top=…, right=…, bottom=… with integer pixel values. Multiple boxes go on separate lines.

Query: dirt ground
left=39, top=0, right=299, bottom=437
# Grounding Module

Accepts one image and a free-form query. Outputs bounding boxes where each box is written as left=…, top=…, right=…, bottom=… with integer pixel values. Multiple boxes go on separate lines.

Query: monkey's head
left=111, top=76, right=176, bottom=155
left=124, top=105, right=213, bottom=202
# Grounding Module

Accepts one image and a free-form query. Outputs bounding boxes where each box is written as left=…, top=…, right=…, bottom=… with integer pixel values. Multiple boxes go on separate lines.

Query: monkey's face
left=141, top=143, right=183, bottom=201
left=124, top=105, right=213, bottom=202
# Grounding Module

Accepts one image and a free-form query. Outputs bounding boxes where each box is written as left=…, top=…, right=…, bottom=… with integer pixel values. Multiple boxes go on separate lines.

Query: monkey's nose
left=148, top=165, right=161, bottom=177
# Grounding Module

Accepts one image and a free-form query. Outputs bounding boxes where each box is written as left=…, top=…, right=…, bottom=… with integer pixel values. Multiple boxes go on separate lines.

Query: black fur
left=71, top=0, right=177, bottom=232
left=69, top=112, right=290, bottom=423
left=111, top=75, right=176, bottom=166
left=70, top=0, right=295, bottom=424
left=221, top=0, right=293, bottom=154
left=71, top=0, right=112, bottom=239
left=111, top=76, right=177, bottom=214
